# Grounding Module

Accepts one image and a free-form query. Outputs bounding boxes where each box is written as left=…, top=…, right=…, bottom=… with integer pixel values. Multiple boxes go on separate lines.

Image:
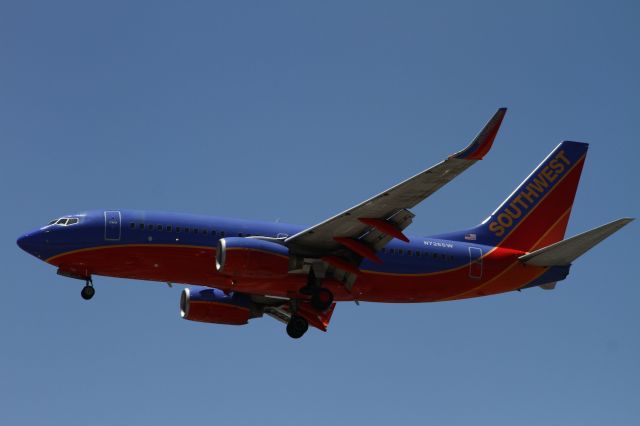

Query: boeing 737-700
left=17, top=108, right=634, bottom=338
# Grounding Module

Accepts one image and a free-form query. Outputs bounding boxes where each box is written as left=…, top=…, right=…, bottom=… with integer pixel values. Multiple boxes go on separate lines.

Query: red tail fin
left=445, top=142, right=589, bottom=251
left=489, top=141, right=588, bottom=251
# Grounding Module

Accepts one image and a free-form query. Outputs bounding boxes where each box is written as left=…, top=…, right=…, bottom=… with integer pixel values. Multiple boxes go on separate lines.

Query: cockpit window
left=48, top=217, right=80, bottom=226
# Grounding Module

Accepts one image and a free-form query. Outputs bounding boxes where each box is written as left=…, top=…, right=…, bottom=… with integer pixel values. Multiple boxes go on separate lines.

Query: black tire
left=81, top=286, right=95, bottom=300
left=286, top=315, right=309, bottom=339
left=310, top=288, right=334, bottom=311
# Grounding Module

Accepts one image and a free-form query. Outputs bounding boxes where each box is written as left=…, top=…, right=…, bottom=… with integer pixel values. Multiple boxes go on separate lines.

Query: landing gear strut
left=286, top=315, right=309, bottom=339
left=299, top=268, right=319, bottom=295
left=300, top=267, right=334, bottom=312
left=81, top=278, right=95, bottom=300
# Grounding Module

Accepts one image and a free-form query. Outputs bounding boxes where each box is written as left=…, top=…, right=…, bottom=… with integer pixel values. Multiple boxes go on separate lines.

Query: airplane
left=17, top=108, right=634, bottom=338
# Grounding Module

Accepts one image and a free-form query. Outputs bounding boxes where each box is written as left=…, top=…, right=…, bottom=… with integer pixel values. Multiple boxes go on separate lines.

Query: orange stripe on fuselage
left=441, top=205, right=575, bottom=301
left=352, top=245, right=527, bottom=302
left=470, top=207, right=574, bottom=296
left=46, top=243, right=213, bottom=263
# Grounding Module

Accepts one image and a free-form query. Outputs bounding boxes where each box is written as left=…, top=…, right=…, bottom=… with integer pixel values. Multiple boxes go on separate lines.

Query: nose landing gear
left=81, top=278, right=95, bottom=300
left=56, top=269, right=95, bottom=301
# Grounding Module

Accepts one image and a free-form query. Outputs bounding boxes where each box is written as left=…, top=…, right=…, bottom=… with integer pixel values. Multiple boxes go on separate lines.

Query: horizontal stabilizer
left=519, top=218, right=634, bottom=266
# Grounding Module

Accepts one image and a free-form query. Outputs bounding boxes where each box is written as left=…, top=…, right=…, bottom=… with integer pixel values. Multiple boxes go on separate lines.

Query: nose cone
left=17, top=233, right=35, bottom=253
left=17, top=233, right=31, bottom=251
left=17, top=231, right=45, bottom=258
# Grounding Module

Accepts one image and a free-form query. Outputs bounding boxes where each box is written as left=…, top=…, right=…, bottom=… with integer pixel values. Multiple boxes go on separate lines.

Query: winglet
left=450, top=107, right=507, bottom=160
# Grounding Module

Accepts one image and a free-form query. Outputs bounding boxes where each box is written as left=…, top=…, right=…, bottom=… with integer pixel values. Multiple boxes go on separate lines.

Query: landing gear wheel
left=310, top=288, right=334, bottom=311
left=81, top=284, right=95, bottom=300
left=286, top=315, right=309, bottom=339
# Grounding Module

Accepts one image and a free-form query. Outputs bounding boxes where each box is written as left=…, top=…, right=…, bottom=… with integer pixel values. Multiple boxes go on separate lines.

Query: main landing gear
left=81, top=278, right=95, bottom=300
left=286, top=315, right=309, bottom=339
left=310, top=288, right=333, bottom=311
left=299, top=268, right=334, bottom=312
left=284, top=267, right=335, bottom=339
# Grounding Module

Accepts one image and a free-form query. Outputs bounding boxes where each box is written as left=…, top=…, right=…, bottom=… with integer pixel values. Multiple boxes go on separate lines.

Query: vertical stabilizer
left=443, top=141, right=589, bottom=252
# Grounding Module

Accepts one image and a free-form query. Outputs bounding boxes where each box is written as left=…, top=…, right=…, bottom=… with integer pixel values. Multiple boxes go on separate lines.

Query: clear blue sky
left=1, top=1, right=638, bottom=425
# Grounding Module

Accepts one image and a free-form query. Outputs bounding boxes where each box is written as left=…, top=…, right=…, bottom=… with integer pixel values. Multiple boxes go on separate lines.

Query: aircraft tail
left=443, top=141, right=589, bottom=252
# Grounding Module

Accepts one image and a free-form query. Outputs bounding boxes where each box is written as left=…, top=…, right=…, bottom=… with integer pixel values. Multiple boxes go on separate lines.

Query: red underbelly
left=49, top=244, right=545, bottom=302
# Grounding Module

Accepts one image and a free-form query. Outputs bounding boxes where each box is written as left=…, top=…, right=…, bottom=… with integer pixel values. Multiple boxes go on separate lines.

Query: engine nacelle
left=180, top=287, right=258, bottom=325
left=216, top=237, right=290, bottom=278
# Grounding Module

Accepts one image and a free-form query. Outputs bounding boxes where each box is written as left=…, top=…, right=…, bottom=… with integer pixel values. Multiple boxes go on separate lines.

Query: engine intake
left=216, top=237, right=290, bottom=278
left=180, top=287, right=258, bottom=325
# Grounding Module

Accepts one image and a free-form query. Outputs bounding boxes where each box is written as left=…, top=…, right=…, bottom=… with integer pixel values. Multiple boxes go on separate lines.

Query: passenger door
left=104, top=211, right=122, bottom=241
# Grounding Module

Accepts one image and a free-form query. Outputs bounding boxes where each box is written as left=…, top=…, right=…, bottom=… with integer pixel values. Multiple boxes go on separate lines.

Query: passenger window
left=398, top=249, right=404, bottom=255
left=390, top=249, right=395, bottom=255
left=176, top=227, right=181, bottom=233
left=130, top=222, right=136, bottom=229
left=220, top=231, right=225, bottom=237
left=166, top=225, right=172, bottom=232
left=193, top=228, right=198, bottom=234
left=407, top=250, right=412, bottom=256
left=202, top=229, right=208, bottom=235
left=184, top=227, right=190, bottom=233
left=157, top=225, right=163, bottom=231
left=433, top=253, right=438, bottom=259
left=415, top=251, right=420, bottom=257
left=139, top=223, right=145, bottom=230
left=148, top=224, right=154, bottom=230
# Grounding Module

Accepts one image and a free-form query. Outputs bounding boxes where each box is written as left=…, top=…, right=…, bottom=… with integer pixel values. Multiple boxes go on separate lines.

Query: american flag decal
left=464, top=233, right=476, bottom=241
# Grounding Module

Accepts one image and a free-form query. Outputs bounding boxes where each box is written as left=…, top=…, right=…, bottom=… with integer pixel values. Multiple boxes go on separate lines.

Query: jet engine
left=180, top=287, right=260, bottom=325
left=215, top=237, right=290, bottom=278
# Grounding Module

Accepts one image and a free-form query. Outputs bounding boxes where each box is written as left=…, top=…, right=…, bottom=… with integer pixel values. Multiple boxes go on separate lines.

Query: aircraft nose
left=17, top=233, right=35, bottom=252
left=17, top=231, right=47, bottom=256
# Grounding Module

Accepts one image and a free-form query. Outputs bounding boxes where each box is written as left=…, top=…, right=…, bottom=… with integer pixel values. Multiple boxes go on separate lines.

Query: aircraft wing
left=285, top=108, right=507, bottom=263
